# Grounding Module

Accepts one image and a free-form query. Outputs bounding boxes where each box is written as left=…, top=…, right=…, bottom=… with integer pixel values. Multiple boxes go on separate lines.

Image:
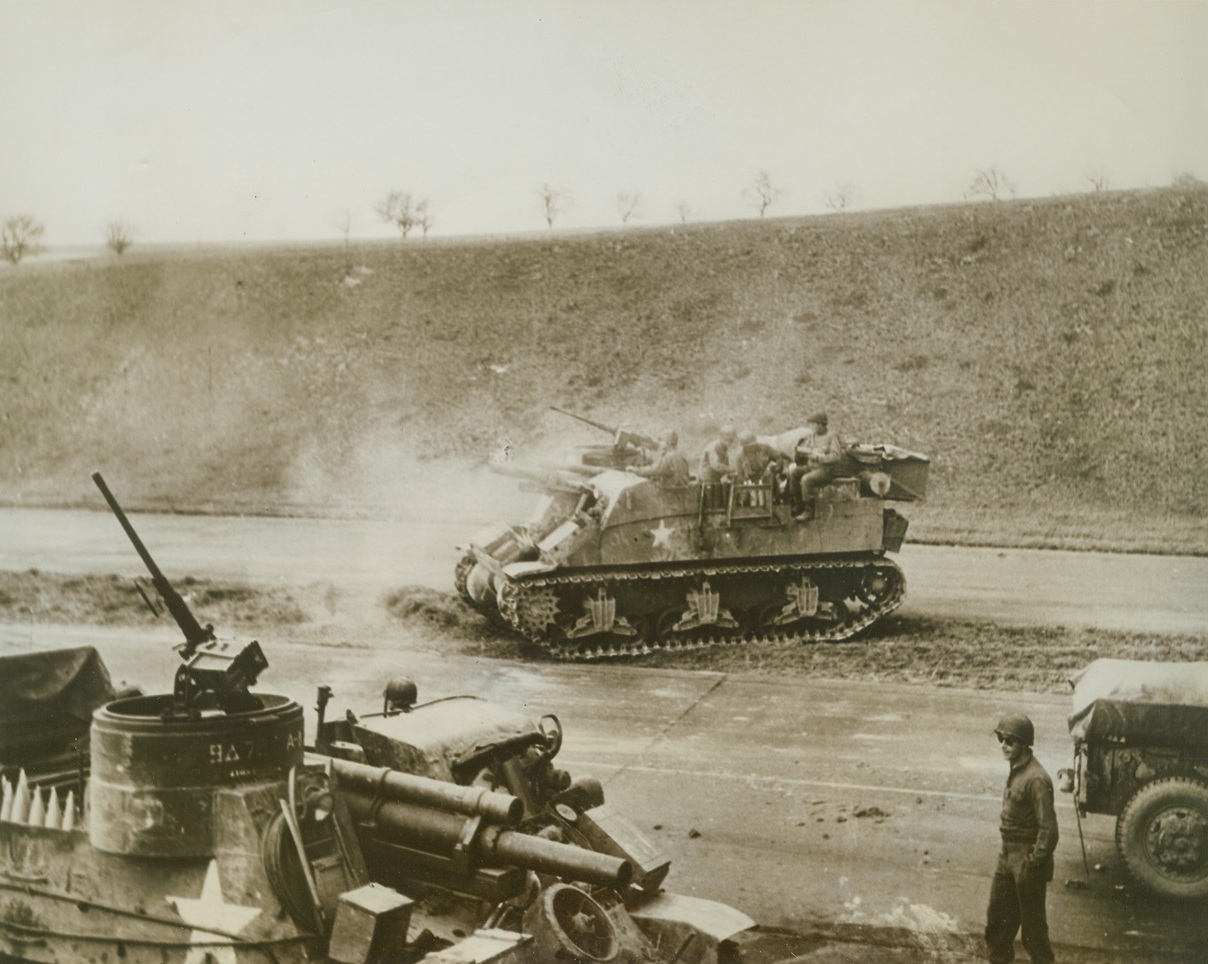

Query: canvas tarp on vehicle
left=1068, top=658, right=1208, bottom=748
left=0, top=646, right=117, bottom=768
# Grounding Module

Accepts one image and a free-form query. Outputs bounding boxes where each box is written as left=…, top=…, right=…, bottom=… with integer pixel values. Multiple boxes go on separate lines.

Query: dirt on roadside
left=4, top=571, right=1202, bottom=694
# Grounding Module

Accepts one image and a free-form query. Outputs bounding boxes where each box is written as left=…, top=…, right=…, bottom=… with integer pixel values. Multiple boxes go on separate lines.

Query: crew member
left=628, top=432, right=691, bottom=486
left=699, top=425, right=741, bottom=484
left=737, top=430, right=787, bottom=483
left=985, top=713, right=1058, bottom=964
left=789, top=413, right=843, bottom=520
left=733, top=430, right=788, bottom=506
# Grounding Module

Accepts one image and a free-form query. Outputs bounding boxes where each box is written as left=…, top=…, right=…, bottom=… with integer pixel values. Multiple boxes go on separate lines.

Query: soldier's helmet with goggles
left=995, top=713, right=1034, bottom=747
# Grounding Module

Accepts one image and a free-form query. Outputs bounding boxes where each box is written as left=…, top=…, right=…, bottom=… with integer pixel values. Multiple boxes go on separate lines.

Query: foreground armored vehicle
left=0, top=473, right=774, bottom=962
left=1061, top=658, right=1208, bottom=900
left=456, top=419, right=929, bottom=660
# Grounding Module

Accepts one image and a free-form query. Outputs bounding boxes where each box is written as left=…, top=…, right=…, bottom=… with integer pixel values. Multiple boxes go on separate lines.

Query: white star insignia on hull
left=168, top=860, right=261, bottom=964
left=650, top=519, right=675, bottom=549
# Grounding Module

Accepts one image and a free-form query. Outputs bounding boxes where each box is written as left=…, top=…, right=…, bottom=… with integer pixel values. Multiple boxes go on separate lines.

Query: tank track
left=455, top=550, right=506, bottom=624
left=496, top=558, right=905, bottom=661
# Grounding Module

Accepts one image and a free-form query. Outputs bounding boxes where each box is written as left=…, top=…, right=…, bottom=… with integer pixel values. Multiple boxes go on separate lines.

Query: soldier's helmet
left=995, top=713, right=1034, bottom=747
left=720, top=424, right=737, bottom=442
left=738, top=430, right=757, bottom=445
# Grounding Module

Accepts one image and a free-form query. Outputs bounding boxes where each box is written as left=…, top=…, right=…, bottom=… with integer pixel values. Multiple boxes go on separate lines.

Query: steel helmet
left=383, top=677, right=418, bottom=713
left=995, top=713, right=1034, bottom=747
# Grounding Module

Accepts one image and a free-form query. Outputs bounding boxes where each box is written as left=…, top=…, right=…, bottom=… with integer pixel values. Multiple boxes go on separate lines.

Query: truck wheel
left=523, top=883, right=619, bottom=962
left=1115, top=777, right=1208, bottom=900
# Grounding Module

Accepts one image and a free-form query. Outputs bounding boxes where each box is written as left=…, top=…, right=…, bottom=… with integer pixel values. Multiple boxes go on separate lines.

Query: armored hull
left=458, top=444, right=929, bottom=660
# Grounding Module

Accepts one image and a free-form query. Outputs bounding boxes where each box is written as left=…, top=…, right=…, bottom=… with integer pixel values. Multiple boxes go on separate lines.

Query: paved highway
left=3, top=507, right=1207, bottom=634
left=2, top=507, right=1206, bottom=960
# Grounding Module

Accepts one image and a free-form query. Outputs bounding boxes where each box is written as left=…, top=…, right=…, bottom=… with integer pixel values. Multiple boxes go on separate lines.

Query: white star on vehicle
left=650, top=520, right=675, bottom=549
left=168, top=860, right=261, bottom=964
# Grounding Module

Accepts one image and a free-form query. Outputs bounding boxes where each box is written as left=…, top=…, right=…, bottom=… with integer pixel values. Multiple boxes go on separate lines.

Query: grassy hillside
left=2, top=185, right=1205, bottom=553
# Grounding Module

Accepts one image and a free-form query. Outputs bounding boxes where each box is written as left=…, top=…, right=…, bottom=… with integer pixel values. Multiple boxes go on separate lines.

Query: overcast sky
left=1, top=0, right=1204, bottom=245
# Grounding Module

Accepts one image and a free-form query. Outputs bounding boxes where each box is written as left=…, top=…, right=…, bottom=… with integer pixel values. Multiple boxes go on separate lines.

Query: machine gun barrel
left=329, top=759, right=523, bottom=825
left=341, top=791, right=633, bottom=890
left=92, top=472, right=214, bottom=656
left=549, top=406, right=657, bottom=451
left=549, top=405, right=615, bottom=436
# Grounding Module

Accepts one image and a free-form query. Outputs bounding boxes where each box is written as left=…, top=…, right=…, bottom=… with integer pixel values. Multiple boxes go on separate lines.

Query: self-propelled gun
left=456, top=422, right=929, bottom=660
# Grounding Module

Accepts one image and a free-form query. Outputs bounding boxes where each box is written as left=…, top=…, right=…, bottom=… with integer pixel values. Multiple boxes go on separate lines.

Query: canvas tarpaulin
left=1068, top=658, right=1208, bottom=748
left=0, top=646, right=117, bottom=765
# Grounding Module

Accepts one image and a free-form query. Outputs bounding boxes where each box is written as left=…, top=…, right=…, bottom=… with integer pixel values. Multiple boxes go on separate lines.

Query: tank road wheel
left=856, top=565, right=900, bottom=606
left=753, top=577, right=831, bottom=637
left=562, top=584, right=646, bottom=657
left=653, top=606, right=712, bottom=648
left=1115, top=777, right=1208, bottom=900
left=819, top=594, right=851, bottom=634
left=655, top=607, right=686, bottom=645
left=753, top=600, right=790, bottom=637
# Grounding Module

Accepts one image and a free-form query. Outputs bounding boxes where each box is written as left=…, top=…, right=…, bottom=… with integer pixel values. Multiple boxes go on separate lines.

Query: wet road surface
left=3, top=507, right=1207, bottom=634
left=1, top=507, right=1206, bottom=960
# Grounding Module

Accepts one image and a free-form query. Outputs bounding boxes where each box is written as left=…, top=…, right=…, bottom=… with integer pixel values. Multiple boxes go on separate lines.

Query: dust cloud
left=279, top=424, right=575, bottom=526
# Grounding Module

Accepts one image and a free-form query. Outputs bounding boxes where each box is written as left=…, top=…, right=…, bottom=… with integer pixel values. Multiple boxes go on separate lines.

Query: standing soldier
left=986, top=713, right=1058, bottom=964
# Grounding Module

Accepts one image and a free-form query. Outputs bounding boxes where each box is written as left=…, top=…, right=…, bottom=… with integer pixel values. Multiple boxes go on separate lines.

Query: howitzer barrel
left=330, top=759, right=523, bottom=825
left=490, top=462, right=591, bottom=493
left=476, top=823, right=632, bottom=890
left=342, top=792, right=632, bottom=890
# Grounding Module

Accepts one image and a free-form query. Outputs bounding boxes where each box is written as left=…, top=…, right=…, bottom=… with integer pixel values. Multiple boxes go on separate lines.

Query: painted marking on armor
left=650, top=520, right=675, bottom=549
left=168, top=859, right=260, bottom=964
left=209, top=743, right=248, bottom=764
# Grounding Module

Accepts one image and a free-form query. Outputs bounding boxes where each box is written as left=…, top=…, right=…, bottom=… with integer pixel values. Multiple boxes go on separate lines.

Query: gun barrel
left=342, top=791, right=632, bottom=889
left=549, top=405, right=615, bottom=436
left=329, top=759, right=523, bottom=825
left=92, top=472, right=214, bottom=650
left=490, top=462, right=591, bottom=494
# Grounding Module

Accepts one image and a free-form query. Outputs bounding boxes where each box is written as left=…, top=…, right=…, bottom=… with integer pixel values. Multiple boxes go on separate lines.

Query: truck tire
left=1115, top=777, right=1208, bottom=900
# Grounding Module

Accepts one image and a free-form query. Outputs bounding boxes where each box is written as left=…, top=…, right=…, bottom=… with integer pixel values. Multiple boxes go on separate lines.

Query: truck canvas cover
left=1068, top=658, right=1208, bottom=748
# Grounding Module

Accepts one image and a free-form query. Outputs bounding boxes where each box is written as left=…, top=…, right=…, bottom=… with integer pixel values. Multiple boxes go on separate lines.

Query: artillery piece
left=0, top=473, right=773, bottom=962
left=456, top=417, right=929, bottom=659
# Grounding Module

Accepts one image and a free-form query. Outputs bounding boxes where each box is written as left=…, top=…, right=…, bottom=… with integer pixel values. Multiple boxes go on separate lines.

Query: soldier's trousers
left=985, top=843, right=1055, bottom=963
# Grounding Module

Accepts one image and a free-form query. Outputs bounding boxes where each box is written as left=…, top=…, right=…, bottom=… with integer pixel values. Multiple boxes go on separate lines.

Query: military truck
left=1062, top=658, right=1208, bottom=900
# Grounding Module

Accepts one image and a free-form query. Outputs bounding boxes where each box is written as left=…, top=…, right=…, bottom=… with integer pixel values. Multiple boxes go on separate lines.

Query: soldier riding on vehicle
left=626, top=431, right=691, bottom=486
left=787, top=413, right=844, bottom=520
